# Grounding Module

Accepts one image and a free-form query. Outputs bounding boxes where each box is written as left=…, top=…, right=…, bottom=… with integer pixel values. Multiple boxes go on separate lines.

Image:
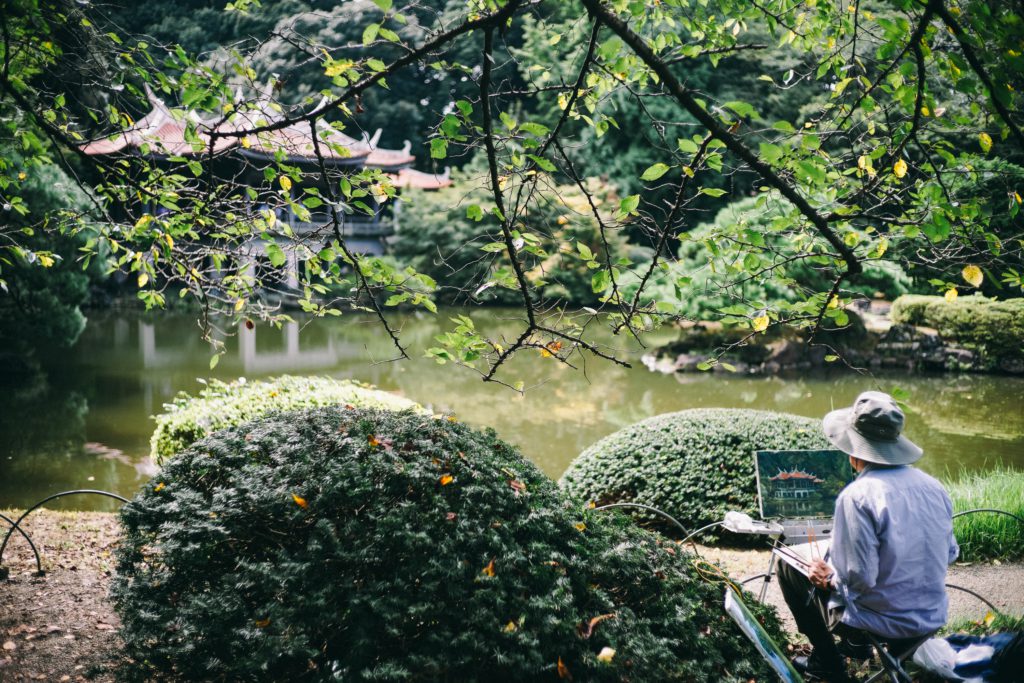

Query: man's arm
left=829, top=493, right=879, bottom=596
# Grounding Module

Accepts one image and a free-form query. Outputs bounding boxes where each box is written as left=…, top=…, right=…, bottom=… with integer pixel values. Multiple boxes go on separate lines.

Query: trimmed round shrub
left=150, top=375, right=420, bottom=463
left=560, top=409, right=829, bottom=535
left=115, top=407, right=784, bottom=682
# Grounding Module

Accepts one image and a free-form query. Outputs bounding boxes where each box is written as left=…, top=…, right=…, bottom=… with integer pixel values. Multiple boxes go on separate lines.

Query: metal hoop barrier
left=0, top=512, right=42, bottom=576
left=741, top=573, right=1003, bottom=618
left=0, top=489, right=130, bottom=577
left=953, top=508, right=1024, bottom=526
left=594, top=502, right=707, bottom=559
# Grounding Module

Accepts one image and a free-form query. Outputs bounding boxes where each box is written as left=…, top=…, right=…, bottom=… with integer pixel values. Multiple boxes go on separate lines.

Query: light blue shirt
left=828, top=465, right=959, bottom=639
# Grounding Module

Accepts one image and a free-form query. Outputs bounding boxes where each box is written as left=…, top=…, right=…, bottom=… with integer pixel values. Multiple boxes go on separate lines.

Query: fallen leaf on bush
left=154, top=482, right=165, bottom=492
left=440, top=474, right=454, bottom=486
left=557, top=657, right=573, bottom=680
left=291, top=493, right=308, bottom=509
left=597, top=647, right=616, bottom=663
left=445, top=512, right=457, bottom=521
left=578, top=613, right=616, bottom=638
left=574, top=523, right=586, bottom=532
left=503, top=621, right=517, bottom=633
left=254, top=618, right=271, bottom=628
left=368, top=435, right=382, bottom=447
left=984, top=611, right=995, bottom=626
left=509, top=480, right=526, bottom=494
left=482, top=559, right=496, bottom=577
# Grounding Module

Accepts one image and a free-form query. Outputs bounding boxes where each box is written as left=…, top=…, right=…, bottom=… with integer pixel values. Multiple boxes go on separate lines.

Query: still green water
left=2, top=309, right=1022, bottom=511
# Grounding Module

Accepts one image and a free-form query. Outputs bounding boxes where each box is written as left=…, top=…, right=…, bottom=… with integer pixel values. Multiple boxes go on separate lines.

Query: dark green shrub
left=114, top=407, right=785, bottom=682
left=560, top=409, right=829, bottom=535
left=150, top=375, right=420, bottom=463
left=890, top=295, right=1024, bottom=360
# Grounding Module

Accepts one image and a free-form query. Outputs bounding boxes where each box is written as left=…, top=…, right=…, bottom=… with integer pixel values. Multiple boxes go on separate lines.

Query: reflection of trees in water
left=0, top=366, right=130, bottom=510
left=910, top=375, right=1024, bottom=442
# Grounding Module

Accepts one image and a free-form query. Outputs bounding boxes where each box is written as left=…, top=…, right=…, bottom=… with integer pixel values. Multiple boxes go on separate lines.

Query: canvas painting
left=755, top=449, right=856, bottom=519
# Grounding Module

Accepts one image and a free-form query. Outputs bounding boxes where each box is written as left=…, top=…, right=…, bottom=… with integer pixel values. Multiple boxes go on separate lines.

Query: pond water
left=2, top=308, right=1022, bottom=511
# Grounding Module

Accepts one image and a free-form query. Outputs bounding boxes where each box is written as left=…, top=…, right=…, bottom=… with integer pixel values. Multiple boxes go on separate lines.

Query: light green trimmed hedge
left=890, top=295, right=1024, bottom=360
left=150, top=375, right=420, bottom=464
left=559, top=409, right=829, bottom=536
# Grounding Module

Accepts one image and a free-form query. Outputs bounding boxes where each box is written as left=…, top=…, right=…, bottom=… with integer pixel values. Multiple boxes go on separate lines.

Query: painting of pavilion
left=755, top=450, right=855, bottom=519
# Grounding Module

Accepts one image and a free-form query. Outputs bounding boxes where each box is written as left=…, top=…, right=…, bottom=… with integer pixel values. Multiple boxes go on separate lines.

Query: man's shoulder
left=838, top=466, right=944, bottom=500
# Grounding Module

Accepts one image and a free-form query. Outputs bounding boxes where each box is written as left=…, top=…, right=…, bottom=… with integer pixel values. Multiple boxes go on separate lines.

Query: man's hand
left=808, top=559, right=833, bottom=591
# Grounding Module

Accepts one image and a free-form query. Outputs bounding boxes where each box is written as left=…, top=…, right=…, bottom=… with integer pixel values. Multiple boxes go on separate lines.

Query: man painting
left=777, top=391, right=960, bottom=682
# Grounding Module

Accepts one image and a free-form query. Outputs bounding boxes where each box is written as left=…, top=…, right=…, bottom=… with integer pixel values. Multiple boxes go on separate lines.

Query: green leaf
left=576, top=242, right=594, bottom=260
left=700, top=187, right=728, bottom=197
left=265, top=242, right=286, bottom=268
left=640, top=163, right=671, bottom=181
left=724, top=101, right=757, bottom=118
left=619, top=194, right=640, bottom=215
left=429, top=138, right=448, bottom=160
left=209, top=353, right=220, bottom=370
left=591, top=269, right=611, bottom=293
left=362, top=23, right=380, bottom=45
left=371, top=0, right=392, bottom=10
left=677, top=138, right=699, bottom=154
left=466, top=204, right=484, bottom=221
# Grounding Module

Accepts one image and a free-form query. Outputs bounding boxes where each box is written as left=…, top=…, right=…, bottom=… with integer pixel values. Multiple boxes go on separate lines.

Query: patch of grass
left=946, top=467, right=1024, bottom=562
left=942, top=612, right=1024, bottom=637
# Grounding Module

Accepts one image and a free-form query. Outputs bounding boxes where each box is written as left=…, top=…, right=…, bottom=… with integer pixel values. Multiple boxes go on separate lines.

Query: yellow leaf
left=893, top=158, right=908, bottom=178
left=984, top=610, right=996, bottom=626
left=945, top=287, right=958, bottom=302
left=235, top=298, right=246, bottom=311
left=38, top=254, right=55, bottom=268
left=165, top=234, right=174, bottom=250
left=137, top=272, right=149, bottom=288
left=961, top=265, right=983, bottom=288
left=254, top=618, right=271, bottom=628
left=752, top=315, right=769, bottom=333
left=979, top=132, right=993, bottom=153
left=280, top=176, right=293, bottom=192
left=597, top=647, right=616, bottom=663
left=154, top=482, right=165, bottom=492
left=557, top=657, right=573, bottom=680
left=440, top=474, right=454, bottom=486
left=1015, top=192, right=1022, bottom=205
left=291, top=493, right=308, bottom=509
left=368, top=435, right=381, bottom=447
left=17, top=172, right=26, bottom=181
left=503, top=621, right=517, bottom=633
left=134, top=214, right=153, bottom=229
left=575, top=522, right=587, bottom=532
left=557, top=215, right=570, bottom=225
left=482, top=559, right=496, bottom=577
left=828, top=295, right=840, bottom=309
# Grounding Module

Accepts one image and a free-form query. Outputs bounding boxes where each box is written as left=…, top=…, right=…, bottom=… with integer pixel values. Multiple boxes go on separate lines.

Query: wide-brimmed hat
left=822, top=391, right=923, bottom=465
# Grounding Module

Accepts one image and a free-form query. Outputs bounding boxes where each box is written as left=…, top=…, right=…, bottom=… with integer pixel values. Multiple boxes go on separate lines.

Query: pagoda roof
left=79, top=88, right=419, bottom=172
left=770, top=469, right=824, bottom=484
left=390, top=167, right=452, bottom=190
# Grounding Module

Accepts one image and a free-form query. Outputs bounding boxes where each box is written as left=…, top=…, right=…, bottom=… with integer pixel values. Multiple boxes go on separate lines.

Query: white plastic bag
left=913, top=638, right=961, bottom=680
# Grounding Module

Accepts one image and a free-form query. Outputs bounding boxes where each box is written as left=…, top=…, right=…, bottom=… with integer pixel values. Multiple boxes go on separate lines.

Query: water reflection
left=1, top=309, right=1022, bottom=510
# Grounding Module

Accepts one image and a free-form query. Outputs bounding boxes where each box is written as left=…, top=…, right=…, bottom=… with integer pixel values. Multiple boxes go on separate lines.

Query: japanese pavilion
left=81, top=86, right=451, bottom=258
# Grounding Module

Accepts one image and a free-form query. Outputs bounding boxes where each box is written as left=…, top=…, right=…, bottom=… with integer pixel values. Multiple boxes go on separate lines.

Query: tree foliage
left=1, top=0, right=1022, bottom=385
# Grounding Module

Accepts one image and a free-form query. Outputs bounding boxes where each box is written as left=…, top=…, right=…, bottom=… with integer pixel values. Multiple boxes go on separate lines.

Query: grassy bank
left=947, top=467, right=1024, bottom=562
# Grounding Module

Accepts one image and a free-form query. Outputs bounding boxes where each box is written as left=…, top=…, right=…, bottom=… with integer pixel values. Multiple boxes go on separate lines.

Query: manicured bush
left=559, top=409, right=829, bottom=536
left=150, top=375, right=419, bottom=463
left=115, top=407, right=785, bottom=682
left=890, top=295, right=1024, bottom=361
left=947, top=467, right=1024, bottom=562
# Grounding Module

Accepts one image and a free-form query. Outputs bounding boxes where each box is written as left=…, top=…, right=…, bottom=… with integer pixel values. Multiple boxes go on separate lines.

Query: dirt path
left=0, top=511, right=124, bottom=682
left=1, top=512, right=1021, bottom=680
